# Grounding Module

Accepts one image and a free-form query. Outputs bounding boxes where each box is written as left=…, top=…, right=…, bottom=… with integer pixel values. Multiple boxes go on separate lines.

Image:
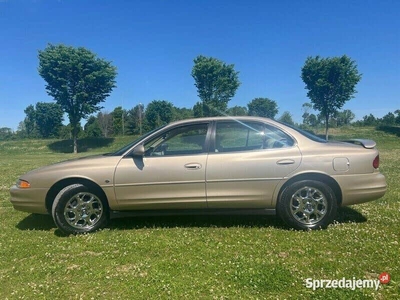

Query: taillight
left=373, top=155, right=380, bottom=169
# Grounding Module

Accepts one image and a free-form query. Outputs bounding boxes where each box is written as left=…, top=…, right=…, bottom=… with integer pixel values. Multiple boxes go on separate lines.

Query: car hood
left=25, top=154, right=110, bottom=173
left=20, top=154, right=122, bottom=188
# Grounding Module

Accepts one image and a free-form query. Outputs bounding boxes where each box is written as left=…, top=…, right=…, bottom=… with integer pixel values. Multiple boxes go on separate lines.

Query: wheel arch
left=277, top=173, right=343, bottom=207
left=45, top=177, right=109, bottom=213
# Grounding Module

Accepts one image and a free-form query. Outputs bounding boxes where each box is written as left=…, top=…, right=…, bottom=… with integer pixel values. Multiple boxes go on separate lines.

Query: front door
left=114, top=122, right=210, bottom=210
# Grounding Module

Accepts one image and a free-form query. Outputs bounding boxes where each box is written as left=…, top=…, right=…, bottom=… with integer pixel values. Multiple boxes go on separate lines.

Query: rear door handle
left=184, top=163, right=202, bottom=170
left=276, top=159, right=295, bottom=165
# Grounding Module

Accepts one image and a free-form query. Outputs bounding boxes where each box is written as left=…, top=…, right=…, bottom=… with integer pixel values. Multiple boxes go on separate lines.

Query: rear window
left=280, top=123, right=327, bottom=143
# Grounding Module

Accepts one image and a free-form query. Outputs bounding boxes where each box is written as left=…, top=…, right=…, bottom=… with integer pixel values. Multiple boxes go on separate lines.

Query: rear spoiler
left=342, top=139, right=376, bottom=149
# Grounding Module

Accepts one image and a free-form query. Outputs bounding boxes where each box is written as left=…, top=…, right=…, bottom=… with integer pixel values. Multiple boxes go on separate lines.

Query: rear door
left=206, top=120, right=301, bottom=209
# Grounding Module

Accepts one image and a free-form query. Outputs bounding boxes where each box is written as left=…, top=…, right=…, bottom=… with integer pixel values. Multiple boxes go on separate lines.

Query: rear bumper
left=334, top=172, right=387, bottom=206
left=9, top=185, right=48, bottom=214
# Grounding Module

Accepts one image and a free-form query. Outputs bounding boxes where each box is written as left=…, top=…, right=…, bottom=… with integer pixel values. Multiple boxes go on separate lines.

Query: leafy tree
left=0, top=127, right=13, bottom=140
left=381, top=112, right=396, bottom=125
left=278, top=111, right=295, bottom=125
left=395, top=110, right=400, bottom=124
left=23, top=103, right=63, bottom=138
left=301, top=55, right=362, bottom=140
left=59, top=124, right=73, bottom=139
left=247, top=98, right=278, bottom=118
left=23, top=104, right=37, bottom=138
left=193, top=102, right=204, bottom=118
left=191, top=55, right=240, bottom=116
left=362, top=114, right=377, bottom=126
left=84, top=116, right=102, bottom=138
left=34, top=102, right=64, bottom=138
left=328, top=113, right=339, bottom=128
left=38, top=44, right=117, bottom=153
left=126, top=104, right=145, bottom=135
left=227, top=105, right=248, bottom=116
left=111, top=106, right=126, bottom=136
left=308, top=114, right=319, bottom=127
left=301, top=102, right=313, bottom=126
left=144, top=100, right=174, bottom=130
left=97, top=111, right=112, bottom=138
left=173, top=107, right=194, bottom=121
left=16, top=122, right=27, bottom=139
left=336, top=109, right=355, bottom=126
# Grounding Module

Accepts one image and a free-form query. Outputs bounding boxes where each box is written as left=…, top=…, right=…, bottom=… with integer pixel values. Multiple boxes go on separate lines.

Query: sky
left=0, top=0, right=399, bottom=130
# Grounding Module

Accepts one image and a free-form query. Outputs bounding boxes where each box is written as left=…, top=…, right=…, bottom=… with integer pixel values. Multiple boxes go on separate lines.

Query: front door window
left=144, top=123, right=209, bottom=156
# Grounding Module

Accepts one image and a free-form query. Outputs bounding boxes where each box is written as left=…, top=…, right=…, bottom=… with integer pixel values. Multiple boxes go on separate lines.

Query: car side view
left=10, top=117, right=387, bottom=234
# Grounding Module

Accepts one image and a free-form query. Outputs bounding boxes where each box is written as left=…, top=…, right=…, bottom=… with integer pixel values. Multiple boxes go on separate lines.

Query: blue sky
left=1, top=0, right=399, bottom=130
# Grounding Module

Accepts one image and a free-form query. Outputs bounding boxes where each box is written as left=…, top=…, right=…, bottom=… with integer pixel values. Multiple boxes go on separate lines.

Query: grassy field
left=0, top=127, right=399, bottom=299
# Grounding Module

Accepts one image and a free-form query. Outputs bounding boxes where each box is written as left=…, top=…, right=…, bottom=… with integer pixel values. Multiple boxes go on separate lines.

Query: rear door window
left=214, top=121, right=294, bottom=153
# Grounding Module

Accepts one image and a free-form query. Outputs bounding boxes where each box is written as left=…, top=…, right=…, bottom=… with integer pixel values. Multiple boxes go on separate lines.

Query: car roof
left=167, top=116, right=278, bottom=126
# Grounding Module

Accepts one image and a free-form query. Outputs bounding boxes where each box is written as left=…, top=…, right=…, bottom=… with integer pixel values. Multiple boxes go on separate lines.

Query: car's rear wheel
left=277, top=180, right=337, bottom=230
left=52, top=184, right=108, bottom=234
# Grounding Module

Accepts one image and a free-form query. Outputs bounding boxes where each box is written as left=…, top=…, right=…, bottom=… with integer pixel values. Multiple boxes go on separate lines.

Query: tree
left=362, top=114, right=377, bottom=126
left=23, top=104, right=37, bottom=138
left=301, top=102, right=313, bottom=126
left=336, top=109, right=355, bottom=126
left=381, top=112, right=396, bottom=125
left=301, top=55, right=362, bottom=140
left=59, top=124, right=73, bottom=139
left=173, top=107, right=194, bottom=121
left=278, top=111, right=295, bottom=125
left=84, top=116, right=102, bottom=138
left=97, top=111, right=112, bottom=138
left=16, top=122, right=27, bottom=139
left=0, top=127, right=13, bottom=140
left=191, top=55, right=240, bottom=116
left=193, top=102, right=204, bottom=118
left=34, top=102, right=64, bottom=138
left=144, top=100, right=174, bottom=130
left=227, top=105, right=248, bottom=116
left=126, top=103, right=145, bottom=135
left=247, top=98, right=278, bottom=118
left=308, top=114, right=319, bottom=127
left=111, top=106, right=126, bottom=136
left=38, top=44, right=117, bottom=153
left=395, top=110, right=400, bottom=125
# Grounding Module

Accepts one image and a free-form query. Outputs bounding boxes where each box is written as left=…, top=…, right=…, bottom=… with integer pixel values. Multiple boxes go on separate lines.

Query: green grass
left=0, top=127, right=399, bottom=299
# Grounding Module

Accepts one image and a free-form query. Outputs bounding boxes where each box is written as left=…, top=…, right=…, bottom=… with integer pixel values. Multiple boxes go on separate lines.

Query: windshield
left=111, top=125, right=166, bottom=156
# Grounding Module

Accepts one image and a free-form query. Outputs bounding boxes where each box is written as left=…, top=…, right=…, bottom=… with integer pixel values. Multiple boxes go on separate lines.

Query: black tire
left=277, top=180, right=337, bottom=230
left=52, top=184, right=109, bottom=234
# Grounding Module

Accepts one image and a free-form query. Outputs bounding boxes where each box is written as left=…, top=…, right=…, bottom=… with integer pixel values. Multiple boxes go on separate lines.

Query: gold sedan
left=10, top=117, right=387, bottom=234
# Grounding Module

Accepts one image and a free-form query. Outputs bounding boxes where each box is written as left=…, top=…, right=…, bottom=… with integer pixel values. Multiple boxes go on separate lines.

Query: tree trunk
left=73, top=135, right=78, bottom=154
left=325, top=114, right=329, bottom=141
left=71, top=122, right=79, bottom=154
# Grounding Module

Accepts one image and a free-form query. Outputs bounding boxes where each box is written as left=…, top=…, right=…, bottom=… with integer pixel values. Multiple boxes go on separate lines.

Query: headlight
left=17, top=179, right=31, bottom=188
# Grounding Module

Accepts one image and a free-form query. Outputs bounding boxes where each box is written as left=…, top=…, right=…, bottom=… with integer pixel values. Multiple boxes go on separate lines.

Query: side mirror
left=131, top=144, right=145, bottom=157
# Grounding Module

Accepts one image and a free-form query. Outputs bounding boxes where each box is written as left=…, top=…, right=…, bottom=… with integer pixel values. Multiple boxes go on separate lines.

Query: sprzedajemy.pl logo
left=305, top=272, right=391, bottom=291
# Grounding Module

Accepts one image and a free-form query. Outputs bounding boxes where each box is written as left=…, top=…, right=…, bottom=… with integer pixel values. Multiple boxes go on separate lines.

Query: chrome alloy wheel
left=64, top=192, right=104, bottom=230
left=290, top=186, right=328, bottom=225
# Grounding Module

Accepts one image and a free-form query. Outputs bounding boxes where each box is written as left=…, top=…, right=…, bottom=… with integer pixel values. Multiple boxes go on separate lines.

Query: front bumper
left=9, top=185, right=49, bottom=214
left=334, top=172, right=387, bottom=206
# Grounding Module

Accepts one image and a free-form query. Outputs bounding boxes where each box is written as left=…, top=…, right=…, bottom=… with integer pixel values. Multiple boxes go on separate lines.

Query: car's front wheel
left=277, top=180, right=337, bottom=230
left=52, top=184, right=109, bottom=234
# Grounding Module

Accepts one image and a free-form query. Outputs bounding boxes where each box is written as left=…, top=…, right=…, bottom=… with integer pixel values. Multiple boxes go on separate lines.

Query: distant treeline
left=0, top=101, right=398, bottom=141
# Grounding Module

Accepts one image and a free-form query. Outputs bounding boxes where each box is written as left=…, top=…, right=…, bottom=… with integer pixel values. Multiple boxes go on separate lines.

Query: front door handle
left=184, top=163, right=202, bottom=170
left=276, top=159, right=295, bottom=165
